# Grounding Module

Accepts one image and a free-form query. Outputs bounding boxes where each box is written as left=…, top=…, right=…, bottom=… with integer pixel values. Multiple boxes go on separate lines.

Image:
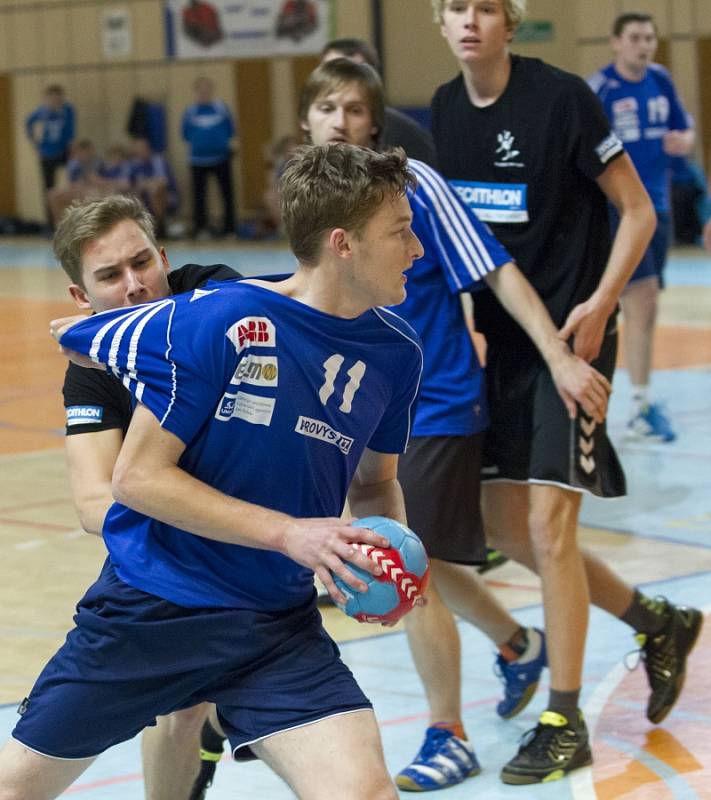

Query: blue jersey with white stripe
left=398, top=159, right=511, bottom=436
left=60, top=280, right=423, bottom=611
left=589, top=64, right=690, bottom=211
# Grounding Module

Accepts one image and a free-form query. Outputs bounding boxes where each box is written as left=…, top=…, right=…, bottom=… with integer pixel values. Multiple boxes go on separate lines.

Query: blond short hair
left=280, top=144, right=416, bottom=265
left=431, top=0, right=526, bottom=28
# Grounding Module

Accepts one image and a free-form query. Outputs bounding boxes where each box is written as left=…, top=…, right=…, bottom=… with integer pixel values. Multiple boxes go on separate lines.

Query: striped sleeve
left=407, top=158, right=512, bottom=292
left=59, top=296, right=233, bottom=444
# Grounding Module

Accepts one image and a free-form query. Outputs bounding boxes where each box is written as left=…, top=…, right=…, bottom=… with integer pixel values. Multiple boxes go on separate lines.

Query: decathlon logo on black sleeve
left=66, top=405, right=104, bottom=426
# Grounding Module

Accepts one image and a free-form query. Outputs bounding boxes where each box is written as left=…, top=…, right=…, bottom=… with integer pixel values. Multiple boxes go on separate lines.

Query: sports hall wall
left=1, top=0, right=708, bottom=222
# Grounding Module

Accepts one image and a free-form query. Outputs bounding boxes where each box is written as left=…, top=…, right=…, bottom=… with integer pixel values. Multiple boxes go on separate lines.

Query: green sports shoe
left=500, top=710, right=592, bottom=785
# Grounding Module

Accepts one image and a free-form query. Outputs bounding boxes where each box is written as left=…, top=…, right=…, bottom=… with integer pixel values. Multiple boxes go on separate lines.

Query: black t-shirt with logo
left=63, top=263, right=242, bottom=436
left=431, top=55, right=624, bottom=355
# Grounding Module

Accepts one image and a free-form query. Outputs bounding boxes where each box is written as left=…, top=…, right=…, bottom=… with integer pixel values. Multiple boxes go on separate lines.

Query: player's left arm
left=560, top=153, right=656, bottom=362
left=347, top=449, right=407, bottom=526
left=484, top=263, right=610, bottom=421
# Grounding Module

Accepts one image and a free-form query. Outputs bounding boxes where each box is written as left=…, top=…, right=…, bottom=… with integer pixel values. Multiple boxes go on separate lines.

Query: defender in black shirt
left=54, top=195, right=242, bottom=799
left=403, top=0, right=699, bottom=788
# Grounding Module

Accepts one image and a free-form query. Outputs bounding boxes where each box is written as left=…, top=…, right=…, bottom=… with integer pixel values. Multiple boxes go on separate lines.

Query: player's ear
left=68, top=283, right=92, bottom=310
left=329, top=227, right=352, bottom=259
left=159, top=247, right=170, bottom=273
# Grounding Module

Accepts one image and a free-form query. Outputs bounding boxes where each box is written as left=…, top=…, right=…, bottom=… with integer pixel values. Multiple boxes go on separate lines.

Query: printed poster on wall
left=165, top=0, right=333, bottom=60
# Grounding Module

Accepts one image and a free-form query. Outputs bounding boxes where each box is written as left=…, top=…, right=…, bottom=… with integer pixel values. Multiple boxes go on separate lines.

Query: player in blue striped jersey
left=1, top=145, right=424, bottom=800
left=299, top=58, right=611, bottom=791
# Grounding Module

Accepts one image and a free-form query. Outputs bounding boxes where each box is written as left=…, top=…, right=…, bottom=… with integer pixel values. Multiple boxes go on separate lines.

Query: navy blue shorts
left=610, top=209, right=671, bottom=288
left=13, top=560, right=370, bottom=760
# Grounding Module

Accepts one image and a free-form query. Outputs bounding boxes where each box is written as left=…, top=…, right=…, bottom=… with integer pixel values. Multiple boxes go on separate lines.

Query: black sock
left=620, top=590, right=668, bottom=635
left=546, top=689, right=580, bottom=725
left=201, top=718, right=226, bottom=752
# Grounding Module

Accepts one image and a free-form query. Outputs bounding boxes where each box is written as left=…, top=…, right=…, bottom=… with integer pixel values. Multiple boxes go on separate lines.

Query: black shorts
left=398, top=433, right=487, bottom=565
left=483, top=324, right=626, bottom=498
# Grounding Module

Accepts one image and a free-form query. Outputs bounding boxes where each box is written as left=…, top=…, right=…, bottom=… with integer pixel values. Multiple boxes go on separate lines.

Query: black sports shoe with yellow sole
left=500, top=710, right=592, bottom=785
left=637, top=600, right=703, bottom=724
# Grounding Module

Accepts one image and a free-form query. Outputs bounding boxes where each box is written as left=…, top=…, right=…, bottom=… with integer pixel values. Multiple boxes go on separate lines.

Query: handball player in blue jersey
left=0, top=144, right=425, bottom=800
left=299, top=58, right=613, bottom=791
left=589, top=12, right=695, bottom=441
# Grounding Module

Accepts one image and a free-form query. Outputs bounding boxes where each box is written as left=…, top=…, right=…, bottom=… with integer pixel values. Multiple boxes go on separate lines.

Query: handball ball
left=333, top=516, right=430, bottom=624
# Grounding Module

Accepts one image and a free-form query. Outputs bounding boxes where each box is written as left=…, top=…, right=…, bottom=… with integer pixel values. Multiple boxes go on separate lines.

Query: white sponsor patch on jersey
left=215, top=391, right=275, bottom=426
left=66, top=405, right=104, bottom=426
left=294, top=415, right=354, bottom=454
left=231, top=355, right=278, bottom=388
left=451, top=180, right=529, bottom=223
left=595, top=132, right=624, bottom=164
left=226, top=316, right=276, bottom=354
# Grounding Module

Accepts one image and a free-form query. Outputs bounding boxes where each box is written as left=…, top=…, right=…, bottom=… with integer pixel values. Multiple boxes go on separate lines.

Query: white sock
left=631, top=385, right=649, bottom=414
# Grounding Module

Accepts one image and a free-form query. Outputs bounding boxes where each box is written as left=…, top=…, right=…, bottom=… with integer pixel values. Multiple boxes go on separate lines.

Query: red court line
left=0, top=498, right=72, bottom=515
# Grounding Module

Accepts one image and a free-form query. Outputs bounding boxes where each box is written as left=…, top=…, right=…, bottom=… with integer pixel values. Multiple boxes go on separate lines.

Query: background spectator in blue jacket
left=25, top=84, right=76, bottom=225
left=181, top=76, right=237, bottom=239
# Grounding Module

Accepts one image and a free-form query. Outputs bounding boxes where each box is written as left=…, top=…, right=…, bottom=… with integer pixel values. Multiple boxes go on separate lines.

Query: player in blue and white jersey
left=0, top=144, right=424, bottom=800
left=589, top=12, right=695, bottom=441
left=299, top=58, right=612, bottom=791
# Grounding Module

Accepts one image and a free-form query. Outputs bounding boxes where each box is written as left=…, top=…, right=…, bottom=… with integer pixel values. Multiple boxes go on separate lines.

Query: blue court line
left=579, top=521, right=711, bottom=552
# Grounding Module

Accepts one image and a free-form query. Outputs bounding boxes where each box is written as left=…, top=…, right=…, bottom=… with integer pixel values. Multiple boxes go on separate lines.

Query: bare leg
left=482, top=485, right=634, bottom=619
left=528, top=484, right=587, bottom=690
left=253, top=710, right=397, bottom=800
left=431, top=560, right=520, bottom=646
left=0, top=738, right=95, bottom=800
left=621, top=276, right=659, bottom=390
left=404, top=579, right=462, bottom=723
left=141, top=704, right=210, bottom=800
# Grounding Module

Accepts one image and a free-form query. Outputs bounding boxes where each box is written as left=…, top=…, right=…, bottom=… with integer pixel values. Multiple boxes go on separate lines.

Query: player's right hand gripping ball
left=334, top=516, right=430, bottom=624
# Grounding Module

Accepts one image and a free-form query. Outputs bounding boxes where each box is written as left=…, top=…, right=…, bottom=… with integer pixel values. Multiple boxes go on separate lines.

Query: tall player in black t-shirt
left=428, top=0, right=702, bottom=786
left=55, top=194, right=241, bottom=800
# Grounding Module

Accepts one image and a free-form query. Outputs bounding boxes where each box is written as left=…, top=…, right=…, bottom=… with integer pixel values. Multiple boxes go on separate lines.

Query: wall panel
left=11, top=7, right=42, bottom=69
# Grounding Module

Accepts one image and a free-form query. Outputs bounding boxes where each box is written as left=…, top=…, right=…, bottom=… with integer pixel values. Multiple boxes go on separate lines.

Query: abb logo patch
left=226, top=317, right=276, bottom=353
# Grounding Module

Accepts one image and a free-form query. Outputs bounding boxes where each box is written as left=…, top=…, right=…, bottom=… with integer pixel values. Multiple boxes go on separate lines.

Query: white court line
left=13, top=529, right=84, bottom=550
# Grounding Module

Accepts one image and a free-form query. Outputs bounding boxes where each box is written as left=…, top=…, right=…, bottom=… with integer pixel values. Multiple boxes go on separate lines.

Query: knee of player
left=527, top=514, right=571, bottom=561
left=161, top=705, right=210, bottom=741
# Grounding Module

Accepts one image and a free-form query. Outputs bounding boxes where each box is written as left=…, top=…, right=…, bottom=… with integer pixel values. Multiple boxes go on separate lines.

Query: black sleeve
left=564, top=75, right=625, bottom=182
left=62, top=362, right=133, bottom=436
left=382, top=107, right=438, bottom=169
left=168, top=263, right=243, bottom=294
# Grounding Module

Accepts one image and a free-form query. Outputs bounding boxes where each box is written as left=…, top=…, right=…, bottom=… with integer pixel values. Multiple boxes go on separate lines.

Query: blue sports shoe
left=395, top=727, right=481, bottom=791
left=495, top=628, right=547, bottom=719
left=626, top=403, right=676, bottom=442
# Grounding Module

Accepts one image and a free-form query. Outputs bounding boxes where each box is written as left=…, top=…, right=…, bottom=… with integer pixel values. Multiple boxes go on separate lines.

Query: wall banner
left=165, top=0, right=333, bottom=60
